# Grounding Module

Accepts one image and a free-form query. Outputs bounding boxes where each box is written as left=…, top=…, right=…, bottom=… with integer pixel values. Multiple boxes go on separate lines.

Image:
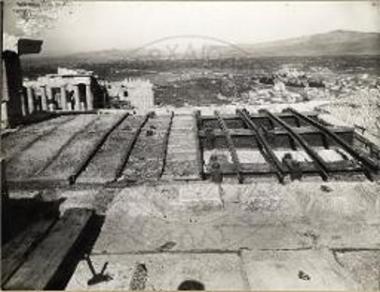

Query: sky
left=5, top=1, right=380, bottom=56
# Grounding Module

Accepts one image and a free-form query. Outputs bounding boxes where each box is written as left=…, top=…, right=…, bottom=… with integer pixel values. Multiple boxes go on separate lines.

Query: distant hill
left=211, top=30, right=380, bottom=57
left=24, top=30, right=380, bottom=64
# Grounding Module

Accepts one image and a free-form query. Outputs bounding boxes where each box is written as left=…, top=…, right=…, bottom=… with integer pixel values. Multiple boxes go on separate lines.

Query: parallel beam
left=287, top=108, right=379, bottom=173
left=237, top=109, right=286, bottom=183
left=114, top=112, right=152, bottom=180
left=214, top=111, right=244, bottom=183
left=198, top=126, right=354, bottom=138
left=262, top=109, right=329, bottom=181
left=194, top=110, right=206, bottom=179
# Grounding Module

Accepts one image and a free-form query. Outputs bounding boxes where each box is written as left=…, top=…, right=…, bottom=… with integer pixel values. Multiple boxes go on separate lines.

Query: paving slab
left=241, top=249, right=361, bottom=290
left=334, top=250, right=380, bottom=290
left=220, top=181, right=380, bottom=224
left=316, top=222, right=380, bottom=249
left=66, top=253, right=247, bottom=290
left=93, top=184, right=310, bottom=253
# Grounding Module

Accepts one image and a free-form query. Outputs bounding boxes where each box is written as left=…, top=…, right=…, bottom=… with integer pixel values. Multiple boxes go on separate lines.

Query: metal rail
left=287, top=108, right=379, bottom=173
left=214, top=111, right=244, bottom=183
left=262, top=109, right=329, bottom=181
left=237, top=109, right=286, bottom=183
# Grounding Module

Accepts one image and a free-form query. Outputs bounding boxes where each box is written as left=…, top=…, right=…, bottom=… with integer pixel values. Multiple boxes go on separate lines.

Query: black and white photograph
left=1, top=0, right=380, bottom=290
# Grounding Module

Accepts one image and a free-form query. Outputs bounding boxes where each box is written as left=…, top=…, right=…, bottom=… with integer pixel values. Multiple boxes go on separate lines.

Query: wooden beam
left=2, top=116, right=74, bottom=160
left=159, top=111, right=174, bottom=178
left=76, top=115, right=149, bottom=184
left=262, top=109, right=329, bottom=181
left=288, top=108, right=379, bottom=175
left=199, top=126, right=353, bottom=138
left=237, top=109, right=286, bottom=183
left=118, top=114, right=172, bottom=183
left=114, top=113, right=151, bottom=180
left=34, top=113, right=127, bottom=185
left=1, top=218, right=57, bottom=286
left=6, top=115, right=97, bottom=181
left=3, top=209, right=93, bottom=290
left=214, top=111, right=244, bottom=183
left=194, top=110, right=205, bottom=179
left=205, top=160, right=363, bottom=176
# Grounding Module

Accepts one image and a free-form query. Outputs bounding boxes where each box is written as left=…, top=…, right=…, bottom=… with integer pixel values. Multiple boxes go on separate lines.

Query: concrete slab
left=316, top=223, right=380, bottom=249
left=56, top=189, right=101, bottom=215
left=66, top=253, right=247, bottom=290
left=241, top=249, right=361, bottom=290
left=93, top=184, right=311, bottom=253
left=220, top=181, right=380, bottom=224
left=334, top=250, right=380, bottom=290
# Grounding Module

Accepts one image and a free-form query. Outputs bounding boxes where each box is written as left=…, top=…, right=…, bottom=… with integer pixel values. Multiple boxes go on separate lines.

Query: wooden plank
left=76, top=115, right=148, bottom=184
left=1, top=218, right=58, bottom=285
left=4, top=209, right=93, bottom=290
left=2, top=115, right=75, bottom=160
left=120, top=115, right=172, bottom=182
left=159, top=112, right=174, bottom=178
left=6, top=115, right=97, bottom=181
left=34, top=114, right=126, bottom=185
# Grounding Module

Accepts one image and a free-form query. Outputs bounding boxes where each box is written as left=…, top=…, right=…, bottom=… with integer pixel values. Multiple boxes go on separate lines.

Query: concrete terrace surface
left=66, top=181, right=380, bottom=290
left=3, top=103, right=380, bottom=290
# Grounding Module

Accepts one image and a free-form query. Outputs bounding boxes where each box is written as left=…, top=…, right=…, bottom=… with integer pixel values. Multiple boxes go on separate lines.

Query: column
left=1, top=102, right=8, bottom=129
left=60, top=86, right=67, bottom=110
left=73, top=84, right=81, bottom=110
left=26, top=86, right=34, bottom=114
left=46, top=86, right=53, bottom=111
left=20, top=89, right=27, bottom=116
left=40, top=86, right=48, bottom=111
left=85, top=84, right=94, bottom=110
left=46, top=86, right=55, bottom=111
left=67, top=100, right=73, bottom=111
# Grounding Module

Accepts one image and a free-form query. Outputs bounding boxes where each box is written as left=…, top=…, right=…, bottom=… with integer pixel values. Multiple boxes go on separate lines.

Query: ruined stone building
left=118, top=78, right=154, bottom=111
left=23, top=68, right=109, bottom=113
left=1, top=50, right=109, bottom=130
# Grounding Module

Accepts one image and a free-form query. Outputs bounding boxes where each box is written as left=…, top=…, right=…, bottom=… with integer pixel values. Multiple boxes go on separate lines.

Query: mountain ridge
left=25, top=30, right=380, bottom=62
